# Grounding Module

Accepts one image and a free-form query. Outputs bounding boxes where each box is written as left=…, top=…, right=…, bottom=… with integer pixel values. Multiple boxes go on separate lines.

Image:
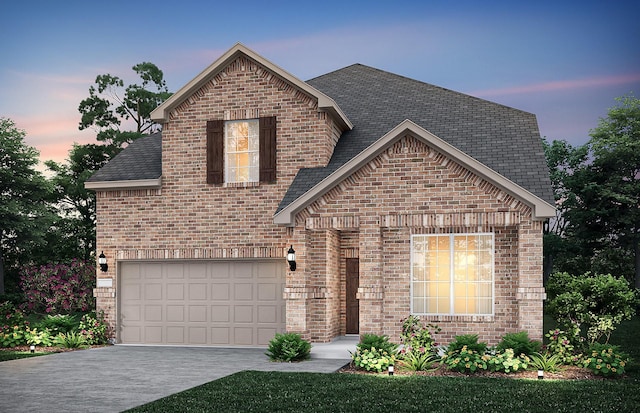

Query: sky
left=1, top=0, right=639, bottom=166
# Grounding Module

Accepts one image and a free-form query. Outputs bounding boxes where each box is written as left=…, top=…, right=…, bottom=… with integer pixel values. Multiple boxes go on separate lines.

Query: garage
left=118, top=260, right=286, bottom=346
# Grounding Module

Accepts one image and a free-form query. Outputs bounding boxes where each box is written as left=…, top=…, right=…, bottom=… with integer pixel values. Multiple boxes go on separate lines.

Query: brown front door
left=346, top=258, right=359, bottom=334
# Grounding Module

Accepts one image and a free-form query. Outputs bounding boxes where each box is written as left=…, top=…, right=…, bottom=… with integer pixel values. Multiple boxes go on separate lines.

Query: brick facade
left=92, top=48, right=548, bottom=347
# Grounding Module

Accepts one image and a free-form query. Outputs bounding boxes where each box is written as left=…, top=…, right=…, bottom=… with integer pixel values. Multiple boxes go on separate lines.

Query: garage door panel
left=120, top=260, right=285, bottom=346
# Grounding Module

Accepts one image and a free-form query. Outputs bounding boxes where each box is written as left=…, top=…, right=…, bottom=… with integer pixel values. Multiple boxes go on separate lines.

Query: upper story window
left=206, top=116, right=276, bottom=185
left=411, top=233, right=494, bottom=316
left=225, top=120, right=259, bottom=183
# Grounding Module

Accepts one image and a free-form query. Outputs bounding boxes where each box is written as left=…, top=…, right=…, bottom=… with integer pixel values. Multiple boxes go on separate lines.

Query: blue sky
left=1, top=0, right=638, bottom=165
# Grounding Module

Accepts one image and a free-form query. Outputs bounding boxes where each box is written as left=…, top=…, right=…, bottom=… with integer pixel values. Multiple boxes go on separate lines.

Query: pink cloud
left=472, top=73, right=640, bottom=97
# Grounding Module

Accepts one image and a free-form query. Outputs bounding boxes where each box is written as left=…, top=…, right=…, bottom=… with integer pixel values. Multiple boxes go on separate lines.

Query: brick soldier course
left=87, top=43, right=554, bottom=346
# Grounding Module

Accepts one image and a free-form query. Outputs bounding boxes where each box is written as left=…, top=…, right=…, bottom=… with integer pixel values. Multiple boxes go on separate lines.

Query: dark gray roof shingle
left=277, top=64, right=554, bottom=211
left=86, top=132, right=162, bottom=182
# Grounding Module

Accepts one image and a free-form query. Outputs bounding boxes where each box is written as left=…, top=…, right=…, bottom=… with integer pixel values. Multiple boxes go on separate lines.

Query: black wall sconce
left=98, top=251, right=108, bottom=272
left=287, top=246, right=296, bottom=271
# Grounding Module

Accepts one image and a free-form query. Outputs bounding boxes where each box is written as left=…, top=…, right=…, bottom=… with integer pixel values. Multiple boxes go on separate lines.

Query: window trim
left=410, top=233, right=495, bottom=317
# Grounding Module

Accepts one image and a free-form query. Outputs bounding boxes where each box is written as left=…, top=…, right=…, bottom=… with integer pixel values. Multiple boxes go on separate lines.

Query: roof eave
left=85, top=178, right=162, bottom=191
left=273, top=119, right=555, bottom=226
left=150, top=43, right=352, bottom=131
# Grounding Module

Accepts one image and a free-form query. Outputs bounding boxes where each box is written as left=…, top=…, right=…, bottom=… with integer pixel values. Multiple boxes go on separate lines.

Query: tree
left=78, top=62, right=171, bottom=149
left=581, top=95, right=640, bottom=288
left=0, top=118, right=55, bottom=295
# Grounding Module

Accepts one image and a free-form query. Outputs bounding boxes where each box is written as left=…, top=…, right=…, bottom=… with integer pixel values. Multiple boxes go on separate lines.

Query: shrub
left=25, top=327, right=54, bottom=347
left=352, top=347, right=396, bottom=373
left=400, top=315, right=440, bottom=354
left=546, top=272, right=638, bottom=345
left=398, top=347, right=438, bottom=372
left=582, top=343, right=629, bottom=377
left=486, top=348, right=529, bottom=373
left=545, top=329, right=582, bottom=365
left=53, top=331, right=88, bottom=349
left=442, top=346, right=488, bottom=373
left=37, top=314, right=77, bottom=336
left=496, top=331, right=541, bottom=356
left=266, top=333, right=311, bottom=362
left=0, top=301, right=29, bottom=347
left=529, top=352, right=562, bottom=373
left=19, top=259, right=96, bottom=314
left=78, top=312, right=109, bottom=345
left=358, top=334, right=398, bottom=355
left=446, top=334, right=487, bottom=355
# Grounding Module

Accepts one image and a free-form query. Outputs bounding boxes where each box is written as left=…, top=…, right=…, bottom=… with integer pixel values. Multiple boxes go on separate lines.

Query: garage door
left=119, top=260, right=286, bottom=346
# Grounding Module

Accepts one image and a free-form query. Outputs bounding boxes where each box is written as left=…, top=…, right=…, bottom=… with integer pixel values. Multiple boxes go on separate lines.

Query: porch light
left=287, top=246, right=296, bottom=271
left=98, top=251, right=108, bottom=272
left=537, top=369, right=544, bottom=380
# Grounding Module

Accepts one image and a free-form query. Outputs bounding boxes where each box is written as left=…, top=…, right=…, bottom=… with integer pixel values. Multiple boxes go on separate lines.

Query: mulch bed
left=0, top=345, right=108, bottom=354
left=339, top=362, right=602, bottom=380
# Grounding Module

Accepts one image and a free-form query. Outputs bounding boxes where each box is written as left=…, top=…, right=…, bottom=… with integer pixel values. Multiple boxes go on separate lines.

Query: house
left=86, top=43, right=555, bottom=347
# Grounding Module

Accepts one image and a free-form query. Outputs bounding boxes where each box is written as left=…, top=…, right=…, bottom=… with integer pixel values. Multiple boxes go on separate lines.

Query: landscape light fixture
left=287, top=246, right=296, bottom=271
left=30, top=345, right=35, bottom=353
left=98, top=251, right=108, bottom=272
left=538, top=369, right=544, bottom=380
left=388, top=365, right=394, bottom=376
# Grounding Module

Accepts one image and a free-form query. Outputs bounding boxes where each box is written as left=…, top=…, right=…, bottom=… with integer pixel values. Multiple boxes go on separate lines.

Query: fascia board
left=84, top=178, right=161, bottom=191
left=150, top=43, right=352, bottom=130
left=274, top=119, right=555, bottom=226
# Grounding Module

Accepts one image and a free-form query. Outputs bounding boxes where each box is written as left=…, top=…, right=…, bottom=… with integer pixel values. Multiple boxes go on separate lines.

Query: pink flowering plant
left=78, top=312, right=109, bottom=345
left=19, top=259, right=96, bottom=314
left=545, top=328, right=582, bottom=365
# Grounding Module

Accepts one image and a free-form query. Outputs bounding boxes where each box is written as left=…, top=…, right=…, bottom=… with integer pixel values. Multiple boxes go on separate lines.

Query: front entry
left=346, top=258, right=359, bottom=334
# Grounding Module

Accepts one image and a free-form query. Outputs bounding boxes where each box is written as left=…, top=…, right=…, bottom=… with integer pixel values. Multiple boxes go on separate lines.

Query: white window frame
left=410, top=233, right=495, bottom=316
left=224, top=119, right=259, bottom=183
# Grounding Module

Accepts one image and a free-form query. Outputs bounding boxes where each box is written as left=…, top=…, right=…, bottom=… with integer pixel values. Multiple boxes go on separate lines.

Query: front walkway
left=0, top=341, right=354, bottom=413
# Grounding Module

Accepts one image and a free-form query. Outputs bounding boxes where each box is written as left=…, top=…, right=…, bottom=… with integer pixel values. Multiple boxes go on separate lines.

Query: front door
left=346, top=258, right=359, bottom=334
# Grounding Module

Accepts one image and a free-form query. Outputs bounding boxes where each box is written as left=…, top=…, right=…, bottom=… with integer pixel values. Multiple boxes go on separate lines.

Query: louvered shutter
left=259, top=116, right=277, bottom=182
left=206, top=120, right=224, bottom=184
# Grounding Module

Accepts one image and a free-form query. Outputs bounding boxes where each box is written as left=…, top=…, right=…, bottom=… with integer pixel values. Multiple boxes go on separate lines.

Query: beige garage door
left=119, top=260, right=286, bottom=346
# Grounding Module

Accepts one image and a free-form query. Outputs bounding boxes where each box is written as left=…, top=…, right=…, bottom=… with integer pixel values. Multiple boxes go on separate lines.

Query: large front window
left=411, top=233, right=494, bottom=315
left=225, top=119, right=259, bottom=183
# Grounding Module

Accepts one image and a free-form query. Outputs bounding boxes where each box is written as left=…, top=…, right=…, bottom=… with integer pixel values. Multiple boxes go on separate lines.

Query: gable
left=274, top=120, right=555, bottom=226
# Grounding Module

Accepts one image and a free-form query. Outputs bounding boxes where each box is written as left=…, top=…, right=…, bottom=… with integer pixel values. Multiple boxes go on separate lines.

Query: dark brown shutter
left=259, top=116, right=277, bottom=182
left=206, top=120, right=224, bottom=184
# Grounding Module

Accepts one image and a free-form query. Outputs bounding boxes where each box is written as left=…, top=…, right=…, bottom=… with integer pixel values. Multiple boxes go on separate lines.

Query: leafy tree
left=0, top=118, right=55, bottom=295
left=78, top=62, right=171, bottom=149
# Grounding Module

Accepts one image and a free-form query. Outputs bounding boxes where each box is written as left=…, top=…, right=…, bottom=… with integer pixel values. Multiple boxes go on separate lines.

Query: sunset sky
left=1, top=0, right=638, bottom=166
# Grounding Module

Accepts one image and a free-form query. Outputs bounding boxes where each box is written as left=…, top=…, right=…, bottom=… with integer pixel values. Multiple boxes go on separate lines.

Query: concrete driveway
left=0, top=345, right=351, bottom=413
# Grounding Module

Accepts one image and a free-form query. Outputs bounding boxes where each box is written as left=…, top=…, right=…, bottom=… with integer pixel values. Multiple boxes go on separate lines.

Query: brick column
left=516, top=219, right=546, bottom=341
left=357, top=217, right=384, bottom=336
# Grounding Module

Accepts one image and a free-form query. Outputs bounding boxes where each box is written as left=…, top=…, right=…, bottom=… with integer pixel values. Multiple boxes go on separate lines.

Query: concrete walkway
left=0, top=342, right=354, bottom=413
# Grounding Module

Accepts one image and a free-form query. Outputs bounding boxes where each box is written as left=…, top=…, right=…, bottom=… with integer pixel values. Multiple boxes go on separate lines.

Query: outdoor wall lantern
left=98, top=251, right=108, bottom=272
left=287, top=246, right=296, bottom=271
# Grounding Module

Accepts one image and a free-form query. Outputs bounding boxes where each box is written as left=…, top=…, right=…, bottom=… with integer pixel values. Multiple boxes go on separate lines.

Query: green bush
left=78, top=312, right=109, bottom=345
left=53, top=331, right=88, bottom=349
left=398, top=348, right=438, bottom=372
left=496, top=331, right=541, bottom=356
left=37, top=314, right=77, bottom=336
left=442, top=346, right=488, bottom=373
left=486, top=348, right=529, bottom=373
left=529, top=352, right=562, bottom=373
left=266, top=333, right=311, bottom=362
left=352, top=347, right=396, bottom=373
left=25, top=327, right=54, bottom=347
left=400, top=315, right=440, bottom=354
left=446, top=334, right=487, bottom=355
left=358, top=334, right=398, bottom=355
left=545, top=329, right=582, bottom=365
left=0, top=301, right=29, bottom=347
left=547, top=272, right=638, bottom=345
left=582, top=343, right=629, bottom=377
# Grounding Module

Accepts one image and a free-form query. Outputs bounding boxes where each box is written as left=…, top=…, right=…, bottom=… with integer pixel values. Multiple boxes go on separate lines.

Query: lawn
left=0, top=349, right=53, bottom=362
left=126, top=317, right=640, bottom=413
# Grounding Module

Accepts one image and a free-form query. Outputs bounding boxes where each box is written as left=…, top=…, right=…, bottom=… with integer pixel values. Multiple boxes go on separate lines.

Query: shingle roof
left=86, top=132, right=162, bottom=182
left=276, top=64, right=554, bottom=211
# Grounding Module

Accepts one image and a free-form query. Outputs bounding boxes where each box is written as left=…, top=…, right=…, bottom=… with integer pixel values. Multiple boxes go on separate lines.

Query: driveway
left=0, top=346, right=351, bottom=413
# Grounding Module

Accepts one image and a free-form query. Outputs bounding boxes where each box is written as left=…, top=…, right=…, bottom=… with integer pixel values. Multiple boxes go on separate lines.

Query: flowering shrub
left=582, top=343, right=629, bottom=377
left=78, top=312, right=109, bottom=345
left=486, top=348, right=530, bottom=373
left=20, top=259, right=96, bottom=314
left=352, top=347, right=396, bottom=373
left=442, top=346, right=488, bottom=373
left=545, top=329, right=581, bottom=365
left=0, top=301, right=29, bottom=347
left=400, top=315, right=440, bottom=354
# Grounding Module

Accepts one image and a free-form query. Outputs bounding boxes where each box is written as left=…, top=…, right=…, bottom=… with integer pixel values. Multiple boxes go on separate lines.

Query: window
left=411, top=233, right=494, bottom=315
left=225, top=120, right=259, bottom=183
left=206, top=116, right=276, bottom=184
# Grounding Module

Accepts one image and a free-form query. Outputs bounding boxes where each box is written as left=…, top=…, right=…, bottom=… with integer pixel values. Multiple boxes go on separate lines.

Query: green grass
left=0, top=350, right=52, bottom=362
left=127, top=316, right=640, bottom=413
